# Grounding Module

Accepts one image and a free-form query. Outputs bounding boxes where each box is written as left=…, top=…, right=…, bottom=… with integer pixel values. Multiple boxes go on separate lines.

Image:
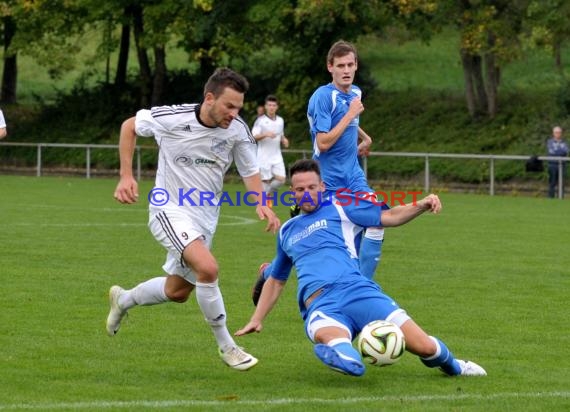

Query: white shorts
left=260, top=158, right=286, bottom=181
left=148, top=210, right=213, bottom=284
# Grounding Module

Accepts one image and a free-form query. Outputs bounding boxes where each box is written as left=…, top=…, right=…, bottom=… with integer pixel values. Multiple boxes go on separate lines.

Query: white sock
left=364, top=227, right=385, bottom=241
left=118, top=277, right=168, bottom=309
left=268, top=179, right=284, bottom=192
left=327, top=337, right=351, bottom=347
left=195, top=280, right=235, bottom=350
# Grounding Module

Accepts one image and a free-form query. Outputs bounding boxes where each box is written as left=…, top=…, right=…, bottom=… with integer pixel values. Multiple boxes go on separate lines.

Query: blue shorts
left=304, top=280, right=410, bottom=342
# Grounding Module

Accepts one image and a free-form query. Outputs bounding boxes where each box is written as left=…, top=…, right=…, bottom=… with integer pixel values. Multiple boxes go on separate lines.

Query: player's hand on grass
left=235, top=320, right=263, bottom=336
left=256, top=205, right=281, bottom=233
left=114, top=176, right=139, bottom=204
left=418, top=194, right=442, bottom=214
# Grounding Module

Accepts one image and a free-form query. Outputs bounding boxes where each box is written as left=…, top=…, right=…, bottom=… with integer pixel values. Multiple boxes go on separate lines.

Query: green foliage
left=525, top=0, right=570, bottom=53
left=10, top=0, right=90, bottom=78
left=555, top=78, right=570, bottom=117
left=5, top=22, right=570, bottom=183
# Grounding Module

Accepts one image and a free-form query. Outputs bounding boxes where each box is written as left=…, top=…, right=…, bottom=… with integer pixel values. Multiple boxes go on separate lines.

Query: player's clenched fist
left=114, top=176, right=139, bottom=204
left=348, top=97, right=364, bottom=118
left=418, top=194, right=442, bottom=214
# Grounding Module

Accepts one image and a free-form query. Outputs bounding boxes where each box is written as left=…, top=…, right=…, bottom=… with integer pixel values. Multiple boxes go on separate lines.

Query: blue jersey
left=271, top=197, right=384, bottom=317
left=307, top=83, right=370, bottom=194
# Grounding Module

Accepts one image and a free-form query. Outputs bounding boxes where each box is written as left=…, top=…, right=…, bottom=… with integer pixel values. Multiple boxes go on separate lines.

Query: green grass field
left=0, top=176, right=569, bottom=411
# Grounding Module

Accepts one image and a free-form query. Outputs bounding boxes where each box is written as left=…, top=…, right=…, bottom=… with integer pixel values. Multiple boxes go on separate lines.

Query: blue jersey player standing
left=237, top=159, right=486, bottom=377
left=307, top=40, right=382, bottom=281
left=251, top=41, right=382, bottom=304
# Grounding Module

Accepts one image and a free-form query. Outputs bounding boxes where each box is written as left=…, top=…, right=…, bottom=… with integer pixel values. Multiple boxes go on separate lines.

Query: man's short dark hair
left=290, top=159, right=321, bottom=179
left=204, top=68, right=249, bottom=98
left=327, top=40, right=358, bottom=65
left=265, top=94, right=279, bottom=104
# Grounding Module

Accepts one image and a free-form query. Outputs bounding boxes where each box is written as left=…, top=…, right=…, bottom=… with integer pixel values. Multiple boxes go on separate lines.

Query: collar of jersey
left=194, top=103, right=217, bottom=129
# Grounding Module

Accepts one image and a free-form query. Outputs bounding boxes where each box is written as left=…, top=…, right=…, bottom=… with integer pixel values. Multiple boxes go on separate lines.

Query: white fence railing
left=0, top=142, right=156, bottom=181
left=1, top=142, right=568, bottom=199
left=283, top=148, right=568, bottom=199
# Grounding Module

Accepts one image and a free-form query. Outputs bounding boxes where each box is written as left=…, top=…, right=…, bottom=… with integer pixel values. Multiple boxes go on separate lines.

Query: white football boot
left=219, top=346, right=258, bottom=371
left=457, top=359, right=487, bottom=376
left=106, top=285, right=127, bottom=336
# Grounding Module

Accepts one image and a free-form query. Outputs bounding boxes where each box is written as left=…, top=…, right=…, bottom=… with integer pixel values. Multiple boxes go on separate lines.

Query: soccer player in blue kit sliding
left=237, top=159, right=486, bottom=377
left=252, top=40, right=385, bottom=303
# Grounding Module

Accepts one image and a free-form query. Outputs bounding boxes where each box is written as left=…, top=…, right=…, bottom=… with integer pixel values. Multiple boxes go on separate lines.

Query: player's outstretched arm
left=113, top=117, right=139, bottom=204
left=380, top=194, right=442, bottom=227
left=235, top=277, right=286, bottom=336
left=242, top=173, right=281, bottom=233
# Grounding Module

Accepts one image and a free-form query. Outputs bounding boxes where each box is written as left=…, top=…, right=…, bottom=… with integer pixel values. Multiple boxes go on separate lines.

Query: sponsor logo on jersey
left=210, top=138, right=227, bottom=155
left=174, top=155, right=193, bottom=167
left=194, top=158, right=216, bottom=166
left=290, top=219, right=328, bottom=245
left=174, top=155, right=216, bottom=167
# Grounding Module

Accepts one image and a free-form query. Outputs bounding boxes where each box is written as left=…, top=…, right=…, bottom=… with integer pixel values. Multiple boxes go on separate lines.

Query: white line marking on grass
left=1, top=392, right=568, bottom=410
left=217, top=215, right=258, bottom=226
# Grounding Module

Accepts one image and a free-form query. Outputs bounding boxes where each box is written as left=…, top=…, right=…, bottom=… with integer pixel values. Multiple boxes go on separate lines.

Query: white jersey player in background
left=251, top=95, right=289, bottom=202
left=107, top=68, right=280, bottom=371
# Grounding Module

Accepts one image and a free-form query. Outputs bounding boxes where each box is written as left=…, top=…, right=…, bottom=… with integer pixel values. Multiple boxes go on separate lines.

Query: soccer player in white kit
left=106, top=68, right=280, bottom=371
left=251, top=95, right=289, bottom=199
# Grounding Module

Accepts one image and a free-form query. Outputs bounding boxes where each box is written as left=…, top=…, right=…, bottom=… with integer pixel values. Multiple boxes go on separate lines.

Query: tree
left=115, top=5, right=131, bottom=88
left=525, top=0, right=570, bottom=70
left=1, top=12, right=17, bottom=103
left=453, top=1, right=530, bottom=118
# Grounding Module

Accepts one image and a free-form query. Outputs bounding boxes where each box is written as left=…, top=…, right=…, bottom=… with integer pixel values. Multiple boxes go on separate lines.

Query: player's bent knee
left=194, top=263, right=219, bottom=283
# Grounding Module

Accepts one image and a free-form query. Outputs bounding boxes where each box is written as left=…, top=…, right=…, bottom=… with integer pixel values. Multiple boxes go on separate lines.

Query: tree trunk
left=1, top=16, right=18, bottom=104
left=151, top=45, right=167, bottom=106
left=114, top=6, right=131, bottom=88
left=484, top=32, right=499, bottom=118
left=132, top=4, right=152, bottom=107
left=471, top=55, right=487, bottom=113
left=554, top=40, right=562, bottom=70
left=460, top=49, right=476, bottom=118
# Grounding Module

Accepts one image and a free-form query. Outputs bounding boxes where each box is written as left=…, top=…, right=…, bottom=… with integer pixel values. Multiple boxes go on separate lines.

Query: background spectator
left=546, top=126, right=569, bottom=198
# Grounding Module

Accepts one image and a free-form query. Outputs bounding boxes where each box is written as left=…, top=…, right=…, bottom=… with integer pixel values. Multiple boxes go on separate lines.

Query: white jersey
left=252, top=114, right=285, bottom=163
left=0, top=109, right=6, bottom=128
left=135, top=104, right=259, bottom=234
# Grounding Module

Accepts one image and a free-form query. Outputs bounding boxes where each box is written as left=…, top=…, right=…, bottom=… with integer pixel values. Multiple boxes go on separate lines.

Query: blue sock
left=262, top=262, right=273, bottom=280
left=359, top=231, right=383, bottom=279
left=420, top=337, right=461, bottom=376
left=329, top=339, right=362, bottom=363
